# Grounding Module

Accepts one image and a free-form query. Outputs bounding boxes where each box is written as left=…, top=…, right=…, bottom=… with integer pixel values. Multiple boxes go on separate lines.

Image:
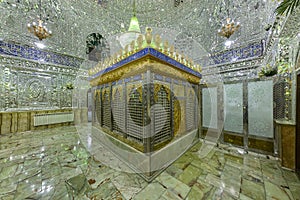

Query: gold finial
left=180, top=53, right=184, bottom=63
left=163, top=40, right=169, bottom=54
left=181, top=54, right=186, bottom=64
left=169, top=45, right=174, bottom=58
left=113, top=53, right=117, bottom=64
left=103, top=58, right=107, bottom=65
left=154, top=34, right=162, bottom=50
left=130, top=40, right=136, bottom=53
left=175, top=50, right=180, bottom=61
left=145, top=27, right=152, bottom=45
left=136, top=35, right=143, bottom=50
left=198, top=65, right=202, bottom=72
left=119, top=49, right=123, bottom=59
left=124, top=44, right=129, bottom=55
left=186, top=57, right=190, bottom=66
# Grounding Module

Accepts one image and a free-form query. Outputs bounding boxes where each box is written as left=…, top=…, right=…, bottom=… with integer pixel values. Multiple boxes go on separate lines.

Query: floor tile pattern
left=0, top=124, right=299, bottom=200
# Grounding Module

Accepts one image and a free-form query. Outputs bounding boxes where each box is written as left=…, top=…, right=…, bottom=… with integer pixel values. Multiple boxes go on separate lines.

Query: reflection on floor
left=0, top=124, right=299, bottom=200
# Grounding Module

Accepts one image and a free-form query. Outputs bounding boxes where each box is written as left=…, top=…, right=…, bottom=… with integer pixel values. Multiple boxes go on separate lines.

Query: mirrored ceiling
left=0, top=0, right=279, bottom=61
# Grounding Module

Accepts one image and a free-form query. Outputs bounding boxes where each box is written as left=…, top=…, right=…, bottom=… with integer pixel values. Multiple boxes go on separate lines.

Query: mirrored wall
left=202, top=79, right=276, bottom=154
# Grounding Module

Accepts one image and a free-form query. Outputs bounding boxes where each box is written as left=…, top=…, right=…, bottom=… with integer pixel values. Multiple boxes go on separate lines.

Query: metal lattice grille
left=127, top=88, right=143, bottom=143
left=154, top=87, right=171, bottom=145
left=95, top=90, right=101, bottom=124
left=273, top=79, right=287, bottom=119
left=102, top=90, right=111, bottom=128
left=112, top=88, right=125, bottom=134
left=186, top=90, right=195, bottom=131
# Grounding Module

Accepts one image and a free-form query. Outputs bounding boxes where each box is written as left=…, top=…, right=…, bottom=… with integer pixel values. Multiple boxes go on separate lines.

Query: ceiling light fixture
left=218, top=18, right=240, bottom=38
left=34, top=41, right=46, bottom=49
left=117, top=0, right=142, bottom=48
left=224, top=40, right=234, bottom=47
left=218, top=1, right=240, bottom=38
left=27, top=0, right=52, bottom=41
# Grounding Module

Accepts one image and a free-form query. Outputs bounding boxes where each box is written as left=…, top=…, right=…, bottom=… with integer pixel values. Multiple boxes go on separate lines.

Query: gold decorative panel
left=90, top=46, right=201, bottom=153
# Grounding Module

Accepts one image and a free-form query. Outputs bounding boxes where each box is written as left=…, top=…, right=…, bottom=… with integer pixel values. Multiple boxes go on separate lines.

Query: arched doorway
left=86, top=33, right=110, bottom=62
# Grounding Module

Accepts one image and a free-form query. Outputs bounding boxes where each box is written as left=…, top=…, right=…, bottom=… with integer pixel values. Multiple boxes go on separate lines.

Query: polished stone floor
left=0, top=124, right=299, bottom=200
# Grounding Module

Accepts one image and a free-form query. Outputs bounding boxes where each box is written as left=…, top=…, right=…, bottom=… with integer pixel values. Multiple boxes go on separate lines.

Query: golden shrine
left=88, top=27, right=202, bottom=180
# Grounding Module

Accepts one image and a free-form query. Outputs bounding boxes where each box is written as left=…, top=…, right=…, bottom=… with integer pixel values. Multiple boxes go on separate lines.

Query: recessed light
left=224, top=40, right=234, bottom=47
left=35, top=42, right=46, bottom=49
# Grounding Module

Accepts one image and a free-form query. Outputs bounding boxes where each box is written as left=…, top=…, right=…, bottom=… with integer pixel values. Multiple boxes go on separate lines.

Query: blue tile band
left=0, top=41, right=83, bottom=68
left=210, top=40, right=264, bottom=65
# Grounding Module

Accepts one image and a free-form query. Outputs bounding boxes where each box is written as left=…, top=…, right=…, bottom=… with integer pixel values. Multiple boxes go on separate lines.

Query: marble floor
left=0, top=124, right=299, bottom=200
